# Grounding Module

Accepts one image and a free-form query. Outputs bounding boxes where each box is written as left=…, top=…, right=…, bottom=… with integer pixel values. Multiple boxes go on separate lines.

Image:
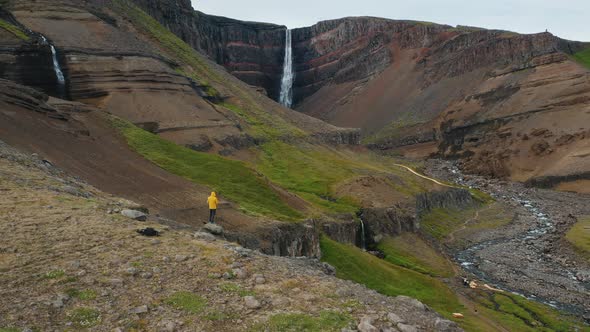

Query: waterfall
left=279, top=29, right=294, bottom=108
left=359, top=218, right=366, bottom=251
left=40, top=36, right=66, bottom=88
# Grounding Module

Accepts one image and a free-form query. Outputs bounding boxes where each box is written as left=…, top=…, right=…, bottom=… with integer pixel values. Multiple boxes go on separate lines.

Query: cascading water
left=359, top=218, right=366, bottom=251
left=40, top=35, right=66, bottom=96
left=279, top=29, right=294, bottom=108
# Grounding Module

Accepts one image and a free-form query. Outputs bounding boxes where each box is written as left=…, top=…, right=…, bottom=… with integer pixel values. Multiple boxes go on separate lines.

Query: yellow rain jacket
left=207, top=192, right=218, bottom=210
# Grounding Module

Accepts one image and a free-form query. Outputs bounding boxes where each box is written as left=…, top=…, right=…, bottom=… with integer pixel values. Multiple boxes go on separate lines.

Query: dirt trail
left=393, top=163, right=455, bottom=188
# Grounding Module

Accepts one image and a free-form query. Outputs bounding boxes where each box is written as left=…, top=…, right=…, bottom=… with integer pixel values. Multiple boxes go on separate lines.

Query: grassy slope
left=573, top=47, right=590, bottom=69
left=0, top=18, right=29, bottom=41
left=566, top=216, right=590, bottom=260
left=377, top=235, right=454, bottom=277
left=323, top=236, right=588, bottom=331
left=111, top=118, right=302, bottom=221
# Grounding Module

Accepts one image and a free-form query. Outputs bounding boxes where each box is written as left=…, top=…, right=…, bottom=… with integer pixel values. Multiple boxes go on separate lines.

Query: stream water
left=437, top=163, right=590, bottom=318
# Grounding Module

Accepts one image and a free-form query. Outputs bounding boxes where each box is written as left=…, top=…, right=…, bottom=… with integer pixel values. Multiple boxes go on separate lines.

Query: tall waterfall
left=279, top=29, right=294, bottom=108
left=40, top=36, right=66, bottom=87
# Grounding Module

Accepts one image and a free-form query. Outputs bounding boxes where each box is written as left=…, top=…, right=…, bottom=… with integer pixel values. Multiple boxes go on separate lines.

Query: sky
left=192, top=0, right=589, bottom=42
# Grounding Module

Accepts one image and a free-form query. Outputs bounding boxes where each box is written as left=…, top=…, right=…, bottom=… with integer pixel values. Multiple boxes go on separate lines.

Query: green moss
left=0, top=328, right=20, bottom=332
left=253, top=311, right=352, bottom=332
left=420, top=207, right=476, bottom=240
left=165, top=291, right=207, bottom=314
left=0, top=19, right=29, bottom=41
left=566, top=216, right=590, bottom=259
left=66, top=288, right=97, bottom=301
left=42, top=269, right=65, bottom=280
left=220, top=282, right=255, bottom=297
left=320, top=236, right=464, bottom=317
left=66, top=308, right=101, bottom=328
left=204, top=310, right=237, bottom=321
left=377, top=235, right=454, bottom=277
left=470, top=291, right=587, bottom=331
left=573, top=47, right=590, bottom=69
left=111, top=117, right=302, bottom=221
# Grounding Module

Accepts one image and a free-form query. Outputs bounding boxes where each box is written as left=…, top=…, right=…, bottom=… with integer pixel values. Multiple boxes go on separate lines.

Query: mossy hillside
left=320, top=236, right=464, bottom=317
left=0, top=18, right=29, bottom=41
left=112, top=117, right=303, bottom=221
left=573, top=47, right=590, bottom=69
left=566, top=216, right=590, bottom=259
left=468, top=290, right=588, bottom=332
left=256, top=141, right=434, bottom=214
left=377, top=235, right=454, bottom=277
left=111, top=0, right=304, bottom=141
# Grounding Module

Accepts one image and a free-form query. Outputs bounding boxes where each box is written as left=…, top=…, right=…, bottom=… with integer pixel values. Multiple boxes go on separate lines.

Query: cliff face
left=130, top=0, right=287, bottom=100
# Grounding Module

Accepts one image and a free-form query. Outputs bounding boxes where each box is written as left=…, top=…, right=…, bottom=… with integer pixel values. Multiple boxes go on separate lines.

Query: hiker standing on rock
left=207, top=192, right=218, bottom=224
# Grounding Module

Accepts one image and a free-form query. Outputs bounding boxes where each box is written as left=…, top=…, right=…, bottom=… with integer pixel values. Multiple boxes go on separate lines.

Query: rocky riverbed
left=425, top=160, right=590, bottom=320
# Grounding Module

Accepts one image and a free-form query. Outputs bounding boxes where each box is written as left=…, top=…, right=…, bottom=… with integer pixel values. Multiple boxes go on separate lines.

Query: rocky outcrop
left=130, top=0, right=287, bottom=100
left=416, top=188, right=477, bottom=216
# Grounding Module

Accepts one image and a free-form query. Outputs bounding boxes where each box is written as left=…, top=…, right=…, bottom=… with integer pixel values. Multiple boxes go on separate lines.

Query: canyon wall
left=130, top=0, right=287, bottom=100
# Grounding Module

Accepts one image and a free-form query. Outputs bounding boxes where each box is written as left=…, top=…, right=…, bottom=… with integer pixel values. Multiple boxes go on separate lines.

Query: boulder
left=203, top=223, right=224, bottom=235
left=121, top=209, right=147, bottom=221
left=244, top=296, right=261, bottom=309
left=194, top=231, right=216, bottom=242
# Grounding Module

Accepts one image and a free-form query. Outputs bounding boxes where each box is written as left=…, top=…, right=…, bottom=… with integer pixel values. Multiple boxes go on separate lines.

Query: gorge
left=0, top=0, right=589, bottom=331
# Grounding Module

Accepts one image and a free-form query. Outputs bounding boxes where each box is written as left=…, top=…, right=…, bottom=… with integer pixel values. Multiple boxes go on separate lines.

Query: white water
left=279, top=29, right=294, bottom=108
left=40, top=36, right=65, bottom=86
left=359, top=218, right=366, bottom=251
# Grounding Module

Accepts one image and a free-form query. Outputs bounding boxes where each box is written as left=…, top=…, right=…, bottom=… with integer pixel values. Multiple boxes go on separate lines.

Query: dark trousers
left=209, top=209, right=217, bottom=223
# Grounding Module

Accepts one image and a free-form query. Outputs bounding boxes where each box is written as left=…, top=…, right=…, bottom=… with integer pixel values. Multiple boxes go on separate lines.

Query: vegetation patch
left=573, top=47, right=590, bottom=69
left=42, top=269, right=65, bottom=280
left=252, top=311, right=352, bottom=332
left=111, top=118, right=302, bottom=221
left=66, top=288, right=97, bottom=301
left=420, top=207, right=477, bottom=240
left=0, top=19, right=29, bottom=41
left=165, top=291, right=207, bottom=314
left=220, top=282, right=255, bottom=297
left=320, top=236, right=464, bottom=317
left=468, top=290, right=586, bottom=331
left=377, top=235, right=454, bottom=277
left=66, top=307, right=101, bottom=328
left=0, top=328, right=20, bottom=332
left=566, top=216, right=590, bottom=259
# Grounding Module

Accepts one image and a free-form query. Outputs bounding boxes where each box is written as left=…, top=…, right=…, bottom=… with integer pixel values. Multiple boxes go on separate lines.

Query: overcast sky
left=192, top=0, right=589, bottom=42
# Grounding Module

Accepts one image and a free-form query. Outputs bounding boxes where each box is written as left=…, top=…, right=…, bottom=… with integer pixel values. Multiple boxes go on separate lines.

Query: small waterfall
left=40, top=35, right=66, bottom=94
left=359, top=218, right=366, bottom=251
left=279, top=29, right=294, bottom=108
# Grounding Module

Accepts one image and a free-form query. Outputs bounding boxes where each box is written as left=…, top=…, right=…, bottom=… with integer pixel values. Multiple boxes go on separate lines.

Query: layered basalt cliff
left=130, top=0, right=287, bottom=100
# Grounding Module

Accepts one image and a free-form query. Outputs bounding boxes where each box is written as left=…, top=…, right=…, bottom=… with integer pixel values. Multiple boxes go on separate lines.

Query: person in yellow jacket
left=207, top=192, right=218, bottom=223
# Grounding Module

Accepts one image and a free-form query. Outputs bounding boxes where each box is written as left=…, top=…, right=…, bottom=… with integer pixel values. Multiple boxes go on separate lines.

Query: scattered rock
left=140, top=272, right=153, bottom=279
left=175, top=255, right=188, bottom=262
left=396, top=296, right=426, bottom=311
left=109, top=278, right=124, bottom=287
left=244, top=296, right=261, bottom=309
left=125, top=267, right=139, bottom=276
left=357, top=315, right=378, bottom=332
left=253, top=274, right=266, bottom=284
left=397, top=323, right=418, bottom=332
left=121, top=209, right=147, bottom=221
left=434, top=318, right=457, bottom=331
left=387, top=312, right=405, bottom=324
left=158, top=320, right=176, bottom=332
left=232, top=268, right=248, bottom=279
left=203, top=223, right=223, bottom=235
left=321, top=262, right=336, bottom=275
left=452, top=313, right=464, bottom=319
left=130, top=305, right=149, bottom=314
left=194, top=231, right=216, bottom=242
